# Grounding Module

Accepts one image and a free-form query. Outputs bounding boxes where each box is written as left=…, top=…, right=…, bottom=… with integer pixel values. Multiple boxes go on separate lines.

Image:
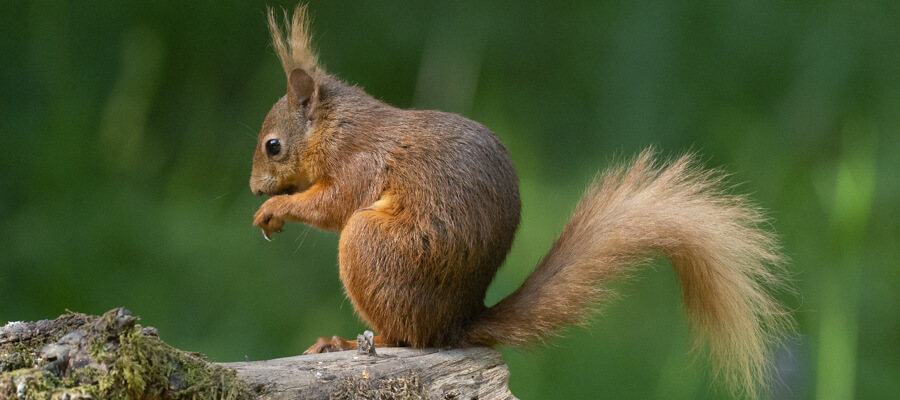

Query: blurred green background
left=1, top=1, right=897, bottom=398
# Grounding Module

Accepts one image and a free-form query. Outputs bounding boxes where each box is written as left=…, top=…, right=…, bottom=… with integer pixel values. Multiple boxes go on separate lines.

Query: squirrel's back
left=383, top=109, right=521, bottom=257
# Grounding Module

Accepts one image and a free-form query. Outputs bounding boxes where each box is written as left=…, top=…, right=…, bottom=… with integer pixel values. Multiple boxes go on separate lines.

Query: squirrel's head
left=250, top=67, right=320, bottom=196
left=250, top=5, right=322, bottom=196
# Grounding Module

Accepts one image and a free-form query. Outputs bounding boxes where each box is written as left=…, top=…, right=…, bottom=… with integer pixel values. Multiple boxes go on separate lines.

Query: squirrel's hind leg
left=302, top=334, right=391, bottom=354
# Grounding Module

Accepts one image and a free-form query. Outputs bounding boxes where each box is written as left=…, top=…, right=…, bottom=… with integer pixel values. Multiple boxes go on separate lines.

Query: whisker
left=293, top=226, right=312, bottom=254
left=210, top=190, right=234, bottom=202
left=238, top=121, right=258, bottom=139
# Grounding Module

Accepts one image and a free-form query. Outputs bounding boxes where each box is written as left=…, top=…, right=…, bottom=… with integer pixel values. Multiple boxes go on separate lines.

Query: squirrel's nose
left=253, top=189, right=263, bottom=196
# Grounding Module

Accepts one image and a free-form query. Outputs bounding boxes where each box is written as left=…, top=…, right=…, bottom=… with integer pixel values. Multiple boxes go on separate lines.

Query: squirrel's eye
left=265, top=139, right=281, bottom=157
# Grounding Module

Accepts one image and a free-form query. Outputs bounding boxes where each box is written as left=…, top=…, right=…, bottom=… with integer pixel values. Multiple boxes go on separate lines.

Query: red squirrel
left=249, top=6, right=793, bottom=398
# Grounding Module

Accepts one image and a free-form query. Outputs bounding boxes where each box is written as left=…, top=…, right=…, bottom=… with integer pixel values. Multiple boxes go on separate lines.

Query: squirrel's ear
left=287, top=67, right=317, bottom=111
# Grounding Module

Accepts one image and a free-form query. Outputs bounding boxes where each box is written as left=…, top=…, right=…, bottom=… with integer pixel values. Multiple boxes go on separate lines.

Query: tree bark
left=223, top=347, right=516, bottom=400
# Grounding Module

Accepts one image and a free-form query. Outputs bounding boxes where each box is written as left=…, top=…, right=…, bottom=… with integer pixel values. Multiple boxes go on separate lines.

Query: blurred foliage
left=2, top=1, right=898, bottom=398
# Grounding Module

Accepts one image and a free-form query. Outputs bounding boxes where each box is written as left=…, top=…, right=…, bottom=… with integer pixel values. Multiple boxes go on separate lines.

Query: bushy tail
left=468, top=148, right=794, bottom=398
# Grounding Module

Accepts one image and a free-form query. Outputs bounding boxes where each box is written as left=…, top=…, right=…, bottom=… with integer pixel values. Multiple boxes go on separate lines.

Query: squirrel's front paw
left=253, top=197, right=287, bottom=240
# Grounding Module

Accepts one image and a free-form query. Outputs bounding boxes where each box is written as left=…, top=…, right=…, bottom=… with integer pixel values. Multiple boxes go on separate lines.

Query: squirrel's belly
left=336, top=205, right=499, bottom=347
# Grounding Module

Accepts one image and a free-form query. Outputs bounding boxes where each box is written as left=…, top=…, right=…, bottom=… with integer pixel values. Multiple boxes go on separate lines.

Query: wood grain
left=221, top=347, right=517, bottom=400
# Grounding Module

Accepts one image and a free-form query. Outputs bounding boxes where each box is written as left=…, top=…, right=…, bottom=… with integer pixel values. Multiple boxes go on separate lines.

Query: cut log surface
left=222, top=347, right=518, bottom=400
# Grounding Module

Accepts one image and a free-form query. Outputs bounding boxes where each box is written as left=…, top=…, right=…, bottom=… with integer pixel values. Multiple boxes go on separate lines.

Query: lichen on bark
left=0, top=307, right=254, bottom=399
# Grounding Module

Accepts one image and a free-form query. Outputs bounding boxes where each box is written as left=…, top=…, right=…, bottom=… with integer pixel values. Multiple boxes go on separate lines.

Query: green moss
left=0, top=368, right=61, bottom=400
left=97, top=323, right=251, bottom=399
left=1, top=349, right=27, bottom=372
left=1, top=308, right=254, bottom=399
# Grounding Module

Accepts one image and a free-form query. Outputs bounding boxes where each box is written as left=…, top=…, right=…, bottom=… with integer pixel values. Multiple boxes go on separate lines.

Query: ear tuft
left=268, top=5, right=320, bottom=75
left=288, top=67, right=316, bottom=110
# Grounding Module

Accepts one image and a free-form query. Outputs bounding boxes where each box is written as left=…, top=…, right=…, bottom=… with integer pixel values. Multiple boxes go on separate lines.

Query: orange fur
left=250, top=7, right=794, bottom=399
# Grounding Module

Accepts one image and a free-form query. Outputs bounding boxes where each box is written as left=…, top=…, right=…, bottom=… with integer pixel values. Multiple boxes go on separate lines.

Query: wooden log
left=1, top=308, right=517, bottom=400
left=222, top=347, right=517, bottom=400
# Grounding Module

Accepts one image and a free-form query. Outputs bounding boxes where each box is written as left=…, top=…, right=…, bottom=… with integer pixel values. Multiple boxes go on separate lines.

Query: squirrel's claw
left=253, top=198, right=287, bottom=240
